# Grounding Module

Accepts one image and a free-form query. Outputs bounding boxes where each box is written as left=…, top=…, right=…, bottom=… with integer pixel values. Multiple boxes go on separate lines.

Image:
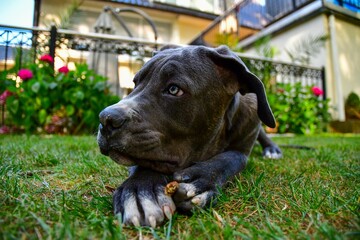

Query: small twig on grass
left=20, top=170, right=55, bottom=177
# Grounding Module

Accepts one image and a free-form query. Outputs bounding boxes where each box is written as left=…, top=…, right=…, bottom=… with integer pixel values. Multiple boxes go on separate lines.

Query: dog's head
left=97, top=45, right=275, bottom=173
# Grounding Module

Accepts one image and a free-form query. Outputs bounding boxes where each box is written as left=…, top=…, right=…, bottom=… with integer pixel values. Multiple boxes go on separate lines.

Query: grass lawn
left=0, top=134, right=359, bottom=239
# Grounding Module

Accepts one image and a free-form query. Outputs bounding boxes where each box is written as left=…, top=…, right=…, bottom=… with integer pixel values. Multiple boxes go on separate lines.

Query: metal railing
left=0, top=24, right=325, bottom=95
left=237, top=0, right=314, bottom=29
left=0, top=24, right=326, bottom=127
left=0, top=27, right=34, bottom=71
left=239, top=53, right=326, bottom=99
left=0, top=24, right=162, bottom=96
left=0, top=24, right=160, bottom=68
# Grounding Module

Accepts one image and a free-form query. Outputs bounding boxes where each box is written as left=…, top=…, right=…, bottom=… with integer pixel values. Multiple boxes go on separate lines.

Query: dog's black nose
left=99, top=105, right=128, bottom=136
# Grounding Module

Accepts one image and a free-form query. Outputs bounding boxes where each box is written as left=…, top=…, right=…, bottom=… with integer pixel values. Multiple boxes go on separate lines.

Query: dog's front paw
left=263, top=145, right=282, bottom=159
left=172, top=164, right=219, bottom=213
left=113, top=172, right=176, bottom=227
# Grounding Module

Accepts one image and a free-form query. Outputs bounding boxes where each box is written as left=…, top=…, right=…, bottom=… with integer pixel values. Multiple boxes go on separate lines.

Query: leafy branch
left=286, top=34, right=328, bottom=65
left=44, top=0, right=84, bottom=29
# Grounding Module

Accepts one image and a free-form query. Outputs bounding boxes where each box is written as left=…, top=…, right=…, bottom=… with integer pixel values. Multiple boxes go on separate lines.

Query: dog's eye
left=167, top=84, right=184, bottom=96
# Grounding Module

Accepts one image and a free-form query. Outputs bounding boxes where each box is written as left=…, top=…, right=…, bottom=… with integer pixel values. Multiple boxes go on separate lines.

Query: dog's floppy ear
left=207, top=45, right=276, bottom=128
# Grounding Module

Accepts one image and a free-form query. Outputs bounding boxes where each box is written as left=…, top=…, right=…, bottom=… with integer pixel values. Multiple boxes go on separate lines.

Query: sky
left=0, top=0, right=34, bottom=27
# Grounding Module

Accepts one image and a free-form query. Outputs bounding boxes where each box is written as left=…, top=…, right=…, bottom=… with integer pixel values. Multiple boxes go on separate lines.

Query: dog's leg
left=173, top=151, right=247, bottom=213
left=257, top=127, right=282, bottom=159
left=113, top=166, right=176, bottom=227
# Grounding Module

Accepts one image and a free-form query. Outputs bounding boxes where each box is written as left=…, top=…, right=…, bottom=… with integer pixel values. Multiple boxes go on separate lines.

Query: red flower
left=0, top=90, right=13, bottom=105
left=311, top=86, right=323, bottom=97
left=39, top=54, right=54, bottom=63
left=18, top=69, right=33, bottom=81
left=0, top=125, right=10, bottom=134
left=58, top=66, right=69, bottom=74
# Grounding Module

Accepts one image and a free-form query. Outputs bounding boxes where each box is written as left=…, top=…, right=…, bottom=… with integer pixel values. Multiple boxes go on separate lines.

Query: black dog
left=97, top=45, right=281, bottom=227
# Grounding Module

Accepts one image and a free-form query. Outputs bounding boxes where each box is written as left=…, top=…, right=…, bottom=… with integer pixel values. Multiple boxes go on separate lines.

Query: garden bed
left=330, top=120, right=360, bottom=133
left=0, top=134, right=359, bottom=239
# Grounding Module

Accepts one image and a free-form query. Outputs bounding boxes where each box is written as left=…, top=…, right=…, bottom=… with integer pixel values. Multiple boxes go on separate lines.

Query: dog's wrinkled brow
left=133, top=68, right=156, bottom=88
left=159, top=61, right=179, bottom=78
left=158, top=61, right=200, bottom=93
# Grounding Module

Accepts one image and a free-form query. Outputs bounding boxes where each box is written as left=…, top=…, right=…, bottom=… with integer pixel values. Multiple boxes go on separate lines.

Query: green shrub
left=345, top=92, right=360, bottom=109
left=267, top=83, right=331, bottom=134
left=1, top=54, right=120, bottom=134
left=345, top=92, right=360, bottom=120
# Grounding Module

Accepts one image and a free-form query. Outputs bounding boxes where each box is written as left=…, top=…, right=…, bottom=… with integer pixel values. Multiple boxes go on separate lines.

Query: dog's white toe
left=123, top=194, right=141, bottom=226
left=176, top=183, right=197, bottom=198
left=191, top=191, right=212, bottom=208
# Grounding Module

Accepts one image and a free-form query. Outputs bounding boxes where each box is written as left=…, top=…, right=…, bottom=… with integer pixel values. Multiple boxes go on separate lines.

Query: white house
left=190, top=0, right=360, bottom=121
left=236, top=0, right=360, bottom=121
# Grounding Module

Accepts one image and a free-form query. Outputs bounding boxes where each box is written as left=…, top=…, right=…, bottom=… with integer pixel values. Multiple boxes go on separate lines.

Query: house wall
left=39, top=0, right=211, bottom=44
left=243, top=15, right=327, bottom=67
left=176, top=15, right=212, bottom=44
left=241, top=14, right=360, bottom=121
left=333, top=17, right=360, bottom=100
left=324, top=14, right=360, bottom=121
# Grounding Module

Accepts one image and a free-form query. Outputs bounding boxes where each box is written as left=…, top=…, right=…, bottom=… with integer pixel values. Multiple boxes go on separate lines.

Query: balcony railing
left=328, top=0, right=360, bottom=12
left=237, top=0, right=359, bottom=30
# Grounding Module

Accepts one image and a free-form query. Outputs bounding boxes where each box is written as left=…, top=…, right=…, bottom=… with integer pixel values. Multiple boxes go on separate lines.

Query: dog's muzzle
left=99, top=105, right=128, bottom=140
left=97, top=103, right=180, bottom=173
left=97, top=104, right=137, bottom=166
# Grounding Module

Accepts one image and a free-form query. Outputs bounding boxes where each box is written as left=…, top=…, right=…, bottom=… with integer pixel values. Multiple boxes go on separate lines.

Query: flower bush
left=267, top=82, right=331, bottom=134
left=1, top=54, right=120, bottom=134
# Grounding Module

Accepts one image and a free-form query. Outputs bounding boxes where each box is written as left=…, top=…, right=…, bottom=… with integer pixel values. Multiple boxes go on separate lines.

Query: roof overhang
left=102, top=0, right=219, bottom=20
left=238, top=1, right=360, bottom=50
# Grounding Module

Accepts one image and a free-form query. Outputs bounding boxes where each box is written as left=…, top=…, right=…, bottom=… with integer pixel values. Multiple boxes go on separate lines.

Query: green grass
left=0, top=134, right=359, bottom=239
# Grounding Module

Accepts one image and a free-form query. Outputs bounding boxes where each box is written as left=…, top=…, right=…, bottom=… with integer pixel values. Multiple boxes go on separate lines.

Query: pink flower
left=311, top=86, right=323, bottom=97
left=39, top=54, right=54, bottom=63
left=0, top=125, right=10, bottom=134
left=45, top=124, right=56, bottom=134
left=0, top=90, right=13, bottom=105
left=58, top=66, right=69, bottom=74
left=18, top=69, right=33, bottom=81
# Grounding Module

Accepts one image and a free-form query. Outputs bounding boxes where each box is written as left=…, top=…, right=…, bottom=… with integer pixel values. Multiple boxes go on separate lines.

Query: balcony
left=190, top=0, right=360, bottom=46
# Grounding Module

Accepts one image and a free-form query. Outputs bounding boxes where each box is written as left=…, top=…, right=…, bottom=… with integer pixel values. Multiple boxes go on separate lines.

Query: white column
left=329, top=14, right=345, bottom=121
